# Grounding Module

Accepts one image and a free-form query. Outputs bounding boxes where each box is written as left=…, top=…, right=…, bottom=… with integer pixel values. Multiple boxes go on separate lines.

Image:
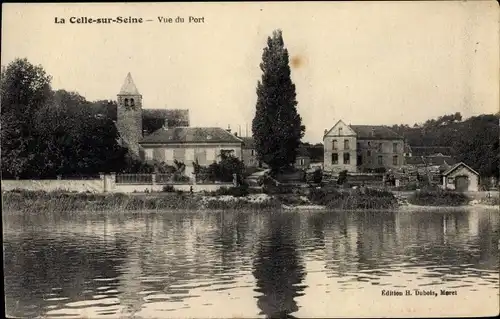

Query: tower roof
left=119, top=72, right=140, bottom=95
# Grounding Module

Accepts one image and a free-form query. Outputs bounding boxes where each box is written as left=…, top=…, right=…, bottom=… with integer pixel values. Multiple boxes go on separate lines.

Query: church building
left=115, top=73, right=243, bottom=169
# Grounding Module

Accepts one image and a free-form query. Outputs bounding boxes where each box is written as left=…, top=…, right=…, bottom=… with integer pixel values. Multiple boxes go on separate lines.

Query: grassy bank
left=2, top=189, right=281, bottom=213
left=407, top=190, right=470, bottom=207
left=307, top=187, right=398, bottom=210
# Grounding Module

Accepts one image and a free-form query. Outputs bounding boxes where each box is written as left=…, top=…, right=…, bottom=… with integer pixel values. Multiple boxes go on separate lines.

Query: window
left=344, top=139, right=349, bottom=150
left=393, top=155, right=398, bottom=165
left=195, top=149, right=207, bottom=165
left=378, top=143, right=383, bottom=152
left=378, top=155, right=383, bottom=165
left=393, top=142, right=397, bottom=153
left=251, top=149, right=255, bottom=156
left=367, top=150, right=371, bottom=157
left=145, top=149, right=153, bottom=161
left=357, top=142, right=360, bottom=149
left=338, top=127, right=343, bottom=135
left=130, top=98, right=135, bottom=107
left=332, top=153, right=338, bottom=164
left=332, top=140, right=338, bottom=150
left=343, top=152, right=350, bottom=164
left=124, top=98, right=129, bottom=107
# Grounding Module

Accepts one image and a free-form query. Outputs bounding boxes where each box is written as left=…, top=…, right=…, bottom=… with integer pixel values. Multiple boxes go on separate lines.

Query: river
left=3, top=208, right=499, bottom=318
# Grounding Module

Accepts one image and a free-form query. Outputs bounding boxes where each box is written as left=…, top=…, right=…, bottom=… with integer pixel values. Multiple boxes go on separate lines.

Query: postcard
left=2, top=1, right=499, bottom=318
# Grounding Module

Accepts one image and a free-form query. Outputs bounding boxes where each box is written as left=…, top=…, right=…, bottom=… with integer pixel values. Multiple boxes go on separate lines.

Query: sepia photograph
left=2, top=1, right=499, bottom=318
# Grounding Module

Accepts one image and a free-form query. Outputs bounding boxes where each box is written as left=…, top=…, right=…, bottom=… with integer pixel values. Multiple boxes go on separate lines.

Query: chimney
left=324, top=129, right=327, bottom=136
left=234, top=132, right=238, bottom=137
left=371, top=128, right=375, bottom=137
left=226, top=124, right=231, bottom=133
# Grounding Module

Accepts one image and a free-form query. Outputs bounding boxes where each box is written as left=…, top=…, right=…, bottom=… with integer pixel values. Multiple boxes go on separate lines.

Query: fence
left=116, top=174, right=154, bottom=184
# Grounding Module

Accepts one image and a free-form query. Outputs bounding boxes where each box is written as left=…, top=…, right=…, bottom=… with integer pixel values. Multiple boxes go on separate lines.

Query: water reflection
left=3, top=208, right=499, bottom=318
left=4, top=232, right=128, bottom=318
left=252, top=213, right=306, bottom=318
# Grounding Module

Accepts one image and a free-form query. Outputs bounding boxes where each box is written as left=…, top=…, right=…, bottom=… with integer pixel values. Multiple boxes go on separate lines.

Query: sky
left=2, top=1, right=498, bottom=143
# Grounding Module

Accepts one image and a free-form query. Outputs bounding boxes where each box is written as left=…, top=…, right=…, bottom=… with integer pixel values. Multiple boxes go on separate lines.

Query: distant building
left=115, top=72, right=189, bottom=156
left=295, top=147, right=311, bottom=169
left=441, top=162, right=479, bottom=192
left=241, top=137, right=259, bottom=167
left=323, top=120, right=404, bottom=173
left=404, top=146, right=457, bottom=178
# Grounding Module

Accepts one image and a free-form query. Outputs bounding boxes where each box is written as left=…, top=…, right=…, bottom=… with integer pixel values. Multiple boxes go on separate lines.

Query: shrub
left=307, top=187, right=397, bottom=209
left=408, top=190, right=470, bottom=206
left=263, top=183, right=296, bottom=194
left=207, top=185, right=250, bottom=197
left=337, top=170, right=348, bottom=185
left=204, top=198, right=281, bottom=210
left=162, top=185, right=176, bottom=192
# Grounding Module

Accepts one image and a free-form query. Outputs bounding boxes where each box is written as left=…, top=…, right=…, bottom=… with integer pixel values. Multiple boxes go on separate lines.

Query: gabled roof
left=240, top=137, right=255, bottom=149
left=350, top=125, right=403, bottom=140
left=442, top=162, right=479, bottom=176
left=411, top=146, right=455, bottom=157
left=119, top=72, right=140, bottom=95
left=140, top=127, right=243, bottom=144
left=324, top=120, right=356, bottom=137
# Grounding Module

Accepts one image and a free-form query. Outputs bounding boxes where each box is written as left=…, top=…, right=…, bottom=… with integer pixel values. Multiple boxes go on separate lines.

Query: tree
left=252, top=29, right=305, bottom=173
left=1, top=58, right=53, bottom=178
left=390, top=112, right=498, bottom=178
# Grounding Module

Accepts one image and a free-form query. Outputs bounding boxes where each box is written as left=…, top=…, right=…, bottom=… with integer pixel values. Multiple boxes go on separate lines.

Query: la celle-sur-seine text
left=54, top=16, right=205, bottom=24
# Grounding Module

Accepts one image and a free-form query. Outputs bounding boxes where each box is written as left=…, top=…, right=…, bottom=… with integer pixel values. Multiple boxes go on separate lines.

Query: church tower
left=117, top=72, right=143, bottom=156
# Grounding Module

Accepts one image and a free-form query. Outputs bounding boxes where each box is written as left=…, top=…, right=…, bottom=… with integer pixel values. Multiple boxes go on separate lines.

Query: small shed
left=442, top=162, right=479, bottom=192
left=295, top=147, right=311, bottom=169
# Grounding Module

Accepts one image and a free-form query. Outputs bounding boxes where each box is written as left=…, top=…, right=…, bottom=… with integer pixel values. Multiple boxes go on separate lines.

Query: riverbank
left=2, top=188, right=497, bottom=213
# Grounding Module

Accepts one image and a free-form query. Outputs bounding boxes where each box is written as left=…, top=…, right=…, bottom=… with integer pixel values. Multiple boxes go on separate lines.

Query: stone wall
left=2, top=173, right=236, bottom=194
left=2, top=178, right=104, bottom=193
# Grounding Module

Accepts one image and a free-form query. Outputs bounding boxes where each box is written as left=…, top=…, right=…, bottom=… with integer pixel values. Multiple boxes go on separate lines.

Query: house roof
left=142, top=109, right=190, bottom=125
left=119, top=73, right=140, bottom=95
left=405, top=156, right=425, bottom=165
left=350, top=125, right=403, bottom=140
left=297, top=147, right=310, bottom=157
left=240, top=137, right=255, bottom=149
left=405, top=155, right=457, bottom=166
left=411, top=146, right=455, bottom=157
left=140, top=127, right=243, bottom=144
left=442, top=162, right=479, bottom=176
left=426, top=156, right=457, bottom=166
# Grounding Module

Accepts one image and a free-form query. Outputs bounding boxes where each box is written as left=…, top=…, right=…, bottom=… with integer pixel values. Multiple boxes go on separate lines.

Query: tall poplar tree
left=252, top=30, right=305, bottom=172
